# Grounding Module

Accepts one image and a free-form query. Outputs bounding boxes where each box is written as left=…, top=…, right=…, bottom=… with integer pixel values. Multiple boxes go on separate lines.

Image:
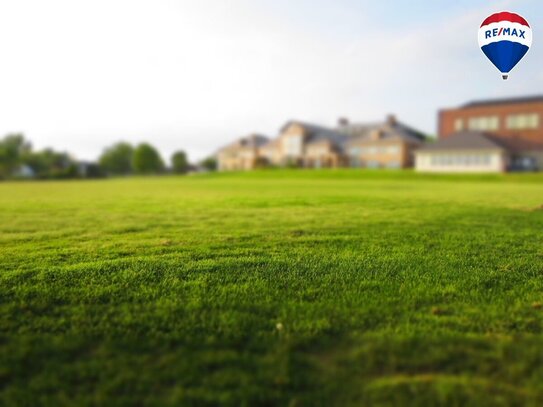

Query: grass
left=1, top=169, right=543, bottom=406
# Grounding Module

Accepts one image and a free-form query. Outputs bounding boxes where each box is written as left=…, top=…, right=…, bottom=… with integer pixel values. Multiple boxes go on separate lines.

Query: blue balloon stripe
left=481, top=40, right=529, bottom=73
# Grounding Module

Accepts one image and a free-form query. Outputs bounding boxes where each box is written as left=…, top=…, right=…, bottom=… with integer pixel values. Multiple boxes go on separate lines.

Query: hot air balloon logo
left=478, top=11, right=532, bottom=80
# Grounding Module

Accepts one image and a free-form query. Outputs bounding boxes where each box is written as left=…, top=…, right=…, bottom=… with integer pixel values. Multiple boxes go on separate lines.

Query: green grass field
left=1, top=170, right=543, bottom=406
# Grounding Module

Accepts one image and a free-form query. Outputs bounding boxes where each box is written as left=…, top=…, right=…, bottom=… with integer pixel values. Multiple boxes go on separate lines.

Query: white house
left=415, top=131, right=510, bottom=173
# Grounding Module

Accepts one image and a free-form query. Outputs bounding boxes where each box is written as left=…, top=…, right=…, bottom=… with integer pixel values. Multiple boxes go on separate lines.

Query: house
left=415, top=131, right=510, bottom=173
left=217, top=134, right=270, bottom=171
left=260, top=121, right=348, bottom=168
left=340, top=115, right=426, bottom=169
left=416, top=96, right=543, bottom=172
left=217, top=115, right=427, bottom=171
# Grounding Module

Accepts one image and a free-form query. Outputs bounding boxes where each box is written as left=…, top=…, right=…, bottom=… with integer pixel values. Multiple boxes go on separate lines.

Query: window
left=385, top=146, right=400, bottom=154
left=285, top=136, right=302, bottom=156
left=429, top=154, right=493, bottom=167
left=506, top=114, right=540, bottom=130
left=512, top=156, right=535, bottom=170
left=468, top=116, right=499, bottom=131
left=349, top=147, right=361, bottom=155
left=454, top=118, right=464, bottom=131
left=350, top=157, right=362, bottom=168
left=309, top=146, right=327, bottom=156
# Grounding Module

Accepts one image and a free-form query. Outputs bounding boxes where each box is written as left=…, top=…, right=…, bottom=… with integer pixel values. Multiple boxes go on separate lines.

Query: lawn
left=1, top=170, right=543, bottom=406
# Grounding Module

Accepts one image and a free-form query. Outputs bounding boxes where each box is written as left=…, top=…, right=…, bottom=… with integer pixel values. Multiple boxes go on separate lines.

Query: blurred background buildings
left=217, top=96, right=543, bottom=173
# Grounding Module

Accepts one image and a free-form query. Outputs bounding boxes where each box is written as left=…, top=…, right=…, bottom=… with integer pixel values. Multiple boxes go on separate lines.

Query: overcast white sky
left=0, top=0, right=541, bottom=162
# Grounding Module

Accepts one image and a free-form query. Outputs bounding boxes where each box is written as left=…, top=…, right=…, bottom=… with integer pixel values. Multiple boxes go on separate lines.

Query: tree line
left=0, top=133, right=217, bottom=180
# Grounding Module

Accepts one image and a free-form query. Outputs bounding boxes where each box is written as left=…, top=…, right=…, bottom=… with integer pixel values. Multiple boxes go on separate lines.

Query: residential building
left=439, top=95, right=543, bottom=144
left=438, top=95, right=543, bottom=170
left=415, top=131, right=510, bottom=173
left=341, top=115, right=426, bottom=169
left=260, top=121, right=348, bottom=168
left=217, top=134, right=270, bottom=171
left=218, top=115, right=426, bottom=171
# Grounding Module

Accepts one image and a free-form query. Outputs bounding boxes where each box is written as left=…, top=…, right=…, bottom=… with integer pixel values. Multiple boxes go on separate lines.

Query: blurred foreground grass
left=1, top=170, right=543, bottom=406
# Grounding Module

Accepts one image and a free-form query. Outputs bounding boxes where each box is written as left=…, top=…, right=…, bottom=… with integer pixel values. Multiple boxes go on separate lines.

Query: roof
left=461, top=95, right=543, bottom=109
left=418, top=131, right=509, bottom=152
left=260, top=138, right=280, bottom=150
left=218, top=134, right=269, bottom=152
left=491, top=136, right=543, bottom=153
left=341, top=121, right=426, bottom=145
left=280, top=121, right=349, bottom=148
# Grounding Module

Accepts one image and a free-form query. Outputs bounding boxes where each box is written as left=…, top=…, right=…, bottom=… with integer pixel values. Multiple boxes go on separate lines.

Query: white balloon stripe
left=478, top=22, right=532, bottom=48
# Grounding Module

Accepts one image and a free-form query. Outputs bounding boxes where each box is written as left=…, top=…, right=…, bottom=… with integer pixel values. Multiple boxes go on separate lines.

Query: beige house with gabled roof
left=217, top=134, right=270, bottom=171
left=260, top=121, right=349, bottom=168
left=341, top=115, right=426, bottom=169
left=216, top=115, right=427, bottom=171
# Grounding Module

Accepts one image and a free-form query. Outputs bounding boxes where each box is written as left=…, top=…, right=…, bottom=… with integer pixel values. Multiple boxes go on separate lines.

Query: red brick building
left=432, top=95, right=543, bottom=171
left=439, top=96, right=543, bottom=149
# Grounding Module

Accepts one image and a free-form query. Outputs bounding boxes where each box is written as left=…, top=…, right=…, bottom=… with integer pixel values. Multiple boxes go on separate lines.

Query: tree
left=132, top=143, right=164, bottom=174
left=171, top=150, right=189, bottom=174
left=99, top=142, right=134, bottom=175
left=200, top=156, right=217, bottom=172
left=23, top=148, right=74, bottom=179
left=0, top=133, right=31, bottom=178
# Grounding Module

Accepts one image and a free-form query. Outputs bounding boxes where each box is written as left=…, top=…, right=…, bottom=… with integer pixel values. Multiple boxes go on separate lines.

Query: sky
left=0, top=0, right=542, bottom=162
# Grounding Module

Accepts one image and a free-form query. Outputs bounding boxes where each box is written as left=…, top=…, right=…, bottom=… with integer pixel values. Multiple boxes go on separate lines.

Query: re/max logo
left=485, top=27, right=526, bottom=39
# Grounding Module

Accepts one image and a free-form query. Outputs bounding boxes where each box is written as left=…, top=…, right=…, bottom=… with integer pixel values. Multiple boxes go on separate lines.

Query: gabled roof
left=260, top=137, right=280, bottom=150
left=418, top=131, right=509, bottom=151
left=218, top=134, right=269, bottom=152
left=461, top=95, right=543, bottom=109
left=341, top=121, right=426, bottom=145
left=280, top=121, right=349, bottom=148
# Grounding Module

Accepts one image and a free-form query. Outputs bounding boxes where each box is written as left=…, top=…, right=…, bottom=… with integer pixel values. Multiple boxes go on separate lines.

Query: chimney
left=386, top=114, right=397, bottom=127
left=338, top=117, right=350, bottom=127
